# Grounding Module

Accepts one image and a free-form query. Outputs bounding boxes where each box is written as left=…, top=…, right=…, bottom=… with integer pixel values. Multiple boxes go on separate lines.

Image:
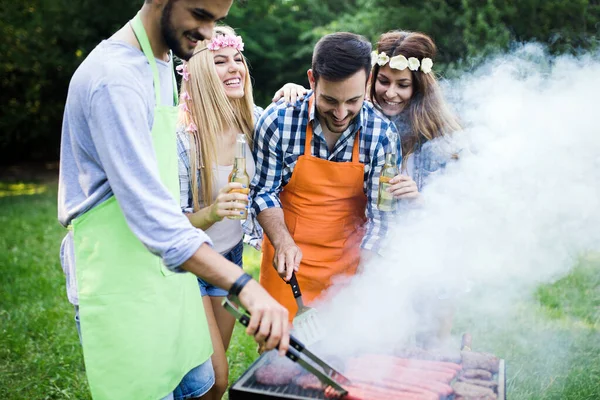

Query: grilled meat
left=292, top=373, right=324, bottom=390
left=461, top=369, right=493, bottom=380
left=254, top=360, right=303, bottom=386
left=461, top=351, right=500, bottom=373
left=452, top=381, right=497, bottom=399
left=458, top=377, right=498, bottom=389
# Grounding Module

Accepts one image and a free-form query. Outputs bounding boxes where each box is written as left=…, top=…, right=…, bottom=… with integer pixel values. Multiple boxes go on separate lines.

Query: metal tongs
left=222, top=297, right=351, bottom=395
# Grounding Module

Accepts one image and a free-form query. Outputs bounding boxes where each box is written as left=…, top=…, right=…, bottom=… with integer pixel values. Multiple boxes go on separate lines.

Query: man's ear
left=307, top=69, right=316, bottom=91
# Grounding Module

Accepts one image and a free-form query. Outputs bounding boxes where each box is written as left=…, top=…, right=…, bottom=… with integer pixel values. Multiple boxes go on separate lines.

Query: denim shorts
left=198, top=240, right=244, bottom=297
left=75, top=308, right=215, bottom=399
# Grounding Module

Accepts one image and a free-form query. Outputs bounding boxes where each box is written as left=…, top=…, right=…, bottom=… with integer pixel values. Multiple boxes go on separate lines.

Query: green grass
left=1, top=182, right=600, bottom=399
left=0, top=182, right=89, bottom=399
left=452, top=257, right=600, bottom=400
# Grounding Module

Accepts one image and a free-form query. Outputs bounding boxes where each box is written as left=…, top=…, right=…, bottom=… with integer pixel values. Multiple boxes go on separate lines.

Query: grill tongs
left=223, top=297, right=350, bottom=396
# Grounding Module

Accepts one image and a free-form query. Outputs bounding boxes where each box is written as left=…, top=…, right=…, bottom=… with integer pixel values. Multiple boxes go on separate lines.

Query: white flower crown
left=371, top=51, right=433, bottom=74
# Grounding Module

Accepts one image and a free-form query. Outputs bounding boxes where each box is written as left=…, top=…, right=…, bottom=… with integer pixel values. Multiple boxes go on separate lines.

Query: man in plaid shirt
left=251, top=32, right=398, bottom=317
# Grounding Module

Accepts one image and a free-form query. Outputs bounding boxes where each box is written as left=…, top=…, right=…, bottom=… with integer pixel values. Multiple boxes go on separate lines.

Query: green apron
left=72, top=14, right=211, bottom=400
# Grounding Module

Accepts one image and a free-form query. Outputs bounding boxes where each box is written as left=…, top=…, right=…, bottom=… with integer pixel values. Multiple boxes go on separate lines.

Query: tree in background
left=0, top=0, right=138, bottom=164
left=1, top=0, right=598, bottom=164
left=225, top=0, right=360, bottom=105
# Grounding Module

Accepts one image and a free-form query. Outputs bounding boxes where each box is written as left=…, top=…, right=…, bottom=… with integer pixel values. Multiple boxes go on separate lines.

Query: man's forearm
left=256, top=207, right=294, bottom=248
left=181, top=243, right=244, bottom=290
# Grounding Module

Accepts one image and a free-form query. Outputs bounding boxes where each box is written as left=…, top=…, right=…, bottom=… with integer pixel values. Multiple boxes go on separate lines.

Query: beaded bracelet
left=228, top=273, right=253, bottom=297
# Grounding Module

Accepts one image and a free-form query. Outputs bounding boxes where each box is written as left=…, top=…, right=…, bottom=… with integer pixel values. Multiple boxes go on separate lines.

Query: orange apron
left=260, top=97, right=367, bottom=320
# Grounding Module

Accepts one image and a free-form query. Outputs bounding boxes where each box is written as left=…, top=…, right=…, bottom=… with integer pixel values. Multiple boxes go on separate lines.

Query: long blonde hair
left=370, top=31, right=461, bottom=169
left=179, top=26, right=255, bottom=211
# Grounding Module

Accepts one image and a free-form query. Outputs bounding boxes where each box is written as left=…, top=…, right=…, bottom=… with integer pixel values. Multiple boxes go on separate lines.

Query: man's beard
left=160, top=0, right=203, bottom=61
left=317, top=110, right=354, bottom=134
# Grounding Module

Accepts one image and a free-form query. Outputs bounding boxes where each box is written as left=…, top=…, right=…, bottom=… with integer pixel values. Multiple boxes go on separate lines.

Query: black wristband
left=229, top=273, right=253, bottom=297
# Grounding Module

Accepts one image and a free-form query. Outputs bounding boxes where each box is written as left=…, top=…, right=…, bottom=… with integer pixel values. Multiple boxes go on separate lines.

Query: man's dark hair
left=311, top=32, right=372, bottom=83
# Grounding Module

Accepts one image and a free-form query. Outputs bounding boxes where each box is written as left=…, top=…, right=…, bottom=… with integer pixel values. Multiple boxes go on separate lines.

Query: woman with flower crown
left=176, top=26, right=305, bottom=399
left=369, top=30, right=462, bottom=198
left=275, top=31, right=461, bottom=196
left=370, top=30, right=462, bottom=349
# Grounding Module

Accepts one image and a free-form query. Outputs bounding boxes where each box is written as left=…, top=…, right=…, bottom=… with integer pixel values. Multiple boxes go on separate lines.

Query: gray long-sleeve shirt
left=58, top=39, right=212, bottom=304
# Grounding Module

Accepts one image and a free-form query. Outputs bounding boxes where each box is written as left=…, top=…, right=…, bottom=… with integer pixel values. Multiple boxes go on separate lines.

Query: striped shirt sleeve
left=176, top=126, right=194, bottom=214
left=251, top=104, right=284, bottom=215
left=361, top=119, right=397, bottom=253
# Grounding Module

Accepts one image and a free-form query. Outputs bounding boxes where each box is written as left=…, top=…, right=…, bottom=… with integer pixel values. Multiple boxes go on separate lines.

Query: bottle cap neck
left=233, top=157, right=246, bottom=169
left=236, top=135, right=247, bottom=159
left=384, top=152, right=396, bottom=164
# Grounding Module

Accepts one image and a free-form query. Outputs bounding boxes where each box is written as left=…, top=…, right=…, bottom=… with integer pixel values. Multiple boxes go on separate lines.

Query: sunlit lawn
left=1, top=181, right=599, bottom=399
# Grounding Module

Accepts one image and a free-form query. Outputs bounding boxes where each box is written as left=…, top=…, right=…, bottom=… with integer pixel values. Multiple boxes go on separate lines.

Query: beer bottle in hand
left=377, top=152, right=398, bottom=212
left=228, top=133, right=250, bottom=220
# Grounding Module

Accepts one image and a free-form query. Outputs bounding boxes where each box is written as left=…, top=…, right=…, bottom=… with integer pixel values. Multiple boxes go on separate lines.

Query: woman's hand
left=209, top=182, right=249, bottom=222
left=272, top=83, right=308, bottom=105
left=388, top=174, right=419, bottom=199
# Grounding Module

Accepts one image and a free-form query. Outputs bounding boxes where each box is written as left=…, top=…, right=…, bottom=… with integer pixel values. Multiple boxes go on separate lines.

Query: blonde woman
left=176, top=26, right=304, bottom=399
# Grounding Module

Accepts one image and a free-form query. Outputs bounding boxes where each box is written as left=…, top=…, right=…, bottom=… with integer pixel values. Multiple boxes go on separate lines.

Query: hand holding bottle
left=388, top=175, right=419, bottom=199
left=377, top=152, right=399, bottom=211
left=209, top=182, right=249, bottom=222
left=228, top=134, right=251, bottom=220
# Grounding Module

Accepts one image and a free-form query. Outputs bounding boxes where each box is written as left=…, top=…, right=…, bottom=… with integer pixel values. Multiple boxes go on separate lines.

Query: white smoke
left=315, top=44, right=600, bottom=357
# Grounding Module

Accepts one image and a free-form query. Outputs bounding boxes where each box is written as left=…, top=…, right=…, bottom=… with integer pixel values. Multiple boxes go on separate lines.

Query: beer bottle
left=377, top=151, right=398, bottom=212
left=228, top=134, right=250, bottom=220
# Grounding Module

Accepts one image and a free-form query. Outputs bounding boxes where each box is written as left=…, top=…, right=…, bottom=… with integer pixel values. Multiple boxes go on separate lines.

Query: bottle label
left=378, top=181, right=394, bottom=211
left=230, top=187, right=250, bottom=195
left=228, top=187, right=249, bottom=220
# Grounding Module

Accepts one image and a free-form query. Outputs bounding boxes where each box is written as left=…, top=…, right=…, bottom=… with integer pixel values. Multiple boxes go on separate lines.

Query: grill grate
left=229, top=351, right=506, bottom=400
left=229, top=352, right=327, bottom=400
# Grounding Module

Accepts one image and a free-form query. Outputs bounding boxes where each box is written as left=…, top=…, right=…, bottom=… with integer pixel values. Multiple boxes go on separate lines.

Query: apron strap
left=305, top=95, right=361, bottom=161
left=305, top=96, right=315, bottom=156
left=130, top=14, right=178, bottom=106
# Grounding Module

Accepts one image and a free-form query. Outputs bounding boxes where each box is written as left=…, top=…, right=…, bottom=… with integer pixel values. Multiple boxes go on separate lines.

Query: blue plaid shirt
left=251, top=91, right=398, bottom=252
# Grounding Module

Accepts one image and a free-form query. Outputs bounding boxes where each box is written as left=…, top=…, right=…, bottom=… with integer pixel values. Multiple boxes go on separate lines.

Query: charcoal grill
left=229, top=351, right=329, bottom=400
left=224, top=298, right=506, bottom=400
left=229, top=352, right=506, bottom=400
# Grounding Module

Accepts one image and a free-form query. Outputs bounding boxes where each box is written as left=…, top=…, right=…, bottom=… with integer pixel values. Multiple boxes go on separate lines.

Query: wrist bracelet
left=229, top=273, right=253, bottom=297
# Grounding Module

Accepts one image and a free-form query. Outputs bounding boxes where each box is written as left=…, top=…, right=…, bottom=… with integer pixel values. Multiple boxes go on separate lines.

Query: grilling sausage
left=340, top=382, right=440, bottom=400
left=351, top=354, right=462, bottom=372
left=345, top=365, right=457, bottom=383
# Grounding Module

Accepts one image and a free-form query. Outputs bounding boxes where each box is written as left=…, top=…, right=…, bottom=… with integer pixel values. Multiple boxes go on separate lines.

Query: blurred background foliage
left=1, top=0, right=599, bottom=164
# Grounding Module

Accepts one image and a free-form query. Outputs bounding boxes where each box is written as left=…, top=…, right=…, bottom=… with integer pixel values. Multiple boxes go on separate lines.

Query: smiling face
left=160, top=0, right=233, bottom=60
left=309, top=69, right=367, bottom=135
left=374, top=65, right=414, bottom=117
left=213, top=46, right=246, bottom=99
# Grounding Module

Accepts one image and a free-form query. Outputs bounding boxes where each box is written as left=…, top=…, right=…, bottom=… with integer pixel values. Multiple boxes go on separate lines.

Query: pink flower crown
left=207, top=34, right=244, bottom=51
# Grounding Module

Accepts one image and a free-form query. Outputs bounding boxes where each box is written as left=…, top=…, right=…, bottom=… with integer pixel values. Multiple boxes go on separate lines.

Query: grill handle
left=222, top=297, right=350, bottom=395
left=286, top=271, right=302, bottom=299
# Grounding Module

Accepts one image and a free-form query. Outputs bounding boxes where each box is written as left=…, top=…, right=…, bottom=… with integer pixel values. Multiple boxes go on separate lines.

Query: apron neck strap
left=130, top=13, right=178, bottom=106
left=306, top=95, right=361, bottom=162
left=305, top=96, right=315, bottom=156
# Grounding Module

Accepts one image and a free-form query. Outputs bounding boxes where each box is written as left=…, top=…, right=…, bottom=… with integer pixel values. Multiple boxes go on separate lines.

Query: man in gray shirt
left=58, top=1, right=289, bottom=399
